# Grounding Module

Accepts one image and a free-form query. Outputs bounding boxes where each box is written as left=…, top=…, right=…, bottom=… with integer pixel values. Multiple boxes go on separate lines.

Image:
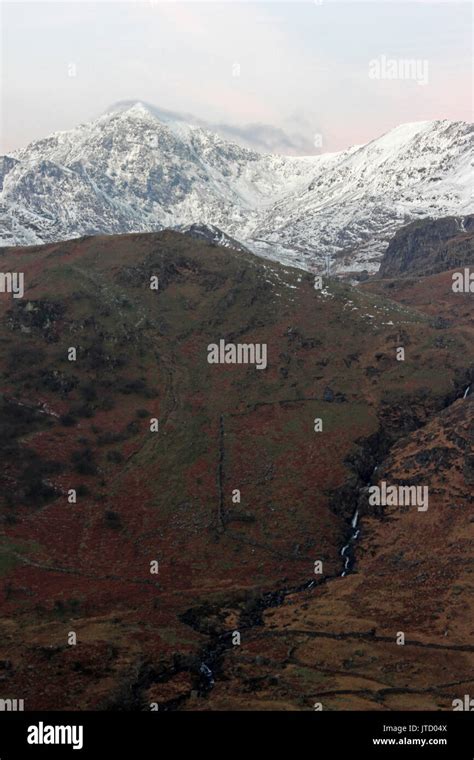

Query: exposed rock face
left=378, top=215, right=474, bottom=277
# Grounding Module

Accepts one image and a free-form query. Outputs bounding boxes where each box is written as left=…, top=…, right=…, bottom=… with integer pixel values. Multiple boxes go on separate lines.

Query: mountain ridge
left=1, top=104, right=472, bottom=273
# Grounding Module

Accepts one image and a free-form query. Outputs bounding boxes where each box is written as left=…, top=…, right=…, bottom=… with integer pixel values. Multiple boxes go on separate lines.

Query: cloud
left=108, top=100, right=318, bottom=155
left=213, top=122, right=315, bottom=155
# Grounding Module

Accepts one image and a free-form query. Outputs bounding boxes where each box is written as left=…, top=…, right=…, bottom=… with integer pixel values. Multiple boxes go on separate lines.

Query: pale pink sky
left=1, top=1, right=472, bottom=155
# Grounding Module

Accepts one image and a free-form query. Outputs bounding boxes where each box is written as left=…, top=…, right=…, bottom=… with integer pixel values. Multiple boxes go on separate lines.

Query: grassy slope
left=0, top=232, right=471, bottom=709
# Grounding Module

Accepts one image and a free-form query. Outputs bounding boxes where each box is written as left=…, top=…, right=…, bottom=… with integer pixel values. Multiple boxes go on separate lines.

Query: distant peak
left=126, top=101, right=150, bottom=113
left=105, top=100, right=190, bottom=125
left=111, top=101, right=154, bottom=118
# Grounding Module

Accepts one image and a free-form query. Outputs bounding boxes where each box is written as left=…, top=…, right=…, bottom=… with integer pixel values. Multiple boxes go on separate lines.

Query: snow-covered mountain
left=1, top=102, right=472, bottom=273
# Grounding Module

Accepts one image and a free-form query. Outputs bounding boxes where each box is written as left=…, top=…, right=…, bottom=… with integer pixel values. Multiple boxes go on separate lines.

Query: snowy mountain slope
left=0, top=103, right=472, bottom=273
left=0, top=103, right=316, bottom=247
left=250, top=121, right=474, bottom=272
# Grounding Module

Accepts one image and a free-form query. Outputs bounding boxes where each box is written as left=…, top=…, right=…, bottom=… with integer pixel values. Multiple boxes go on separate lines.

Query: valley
left=0, top=229, right=471, bottom=710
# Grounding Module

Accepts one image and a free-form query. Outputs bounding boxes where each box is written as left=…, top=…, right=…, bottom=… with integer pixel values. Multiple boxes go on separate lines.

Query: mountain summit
left=1, top=105, right=472, bottom=272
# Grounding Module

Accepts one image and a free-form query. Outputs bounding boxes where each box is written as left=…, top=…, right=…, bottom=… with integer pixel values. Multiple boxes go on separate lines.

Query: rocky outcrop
left=378, top=215, right=474, bottom=277
left=177, top=223, right=251, bottom=254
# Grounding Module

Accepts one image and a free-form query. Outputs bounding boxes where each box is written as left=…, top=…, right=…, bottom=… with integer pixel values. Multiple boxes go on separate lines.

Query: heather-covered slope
left=201, top=396, right=473, bottom=711
left=0, top=231, right=471, bottom=709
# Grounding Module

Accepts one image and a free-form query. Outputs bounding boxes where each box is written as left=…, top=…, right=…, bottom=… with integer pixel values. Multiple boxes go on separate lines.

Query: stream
left=340, top=507, right=360, bottom=577
left=171, top=382, right=473, bottom=706
left=194, top=495, right=371, bottom=697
